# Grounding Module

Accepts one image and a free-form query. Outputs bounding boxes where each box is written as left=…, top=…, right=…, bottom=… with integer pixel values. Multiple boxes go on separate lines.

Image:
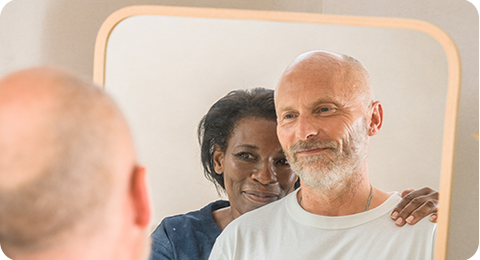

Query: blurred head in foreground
left=0, top=67, right=151, bottom=260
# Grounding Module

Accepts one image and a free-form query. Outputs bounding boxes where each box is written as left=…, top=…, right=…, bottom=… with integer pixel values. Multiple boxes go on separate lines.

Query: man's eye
left=318, top=107, right=336, bottom=114
left=284, top=114, right=295, bottom=119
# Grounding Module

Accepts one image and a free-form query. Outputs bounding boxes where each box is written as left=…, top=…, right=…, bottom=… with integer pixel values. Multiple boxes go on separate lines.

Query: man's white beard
left=286, top=119, right=369, bottom=192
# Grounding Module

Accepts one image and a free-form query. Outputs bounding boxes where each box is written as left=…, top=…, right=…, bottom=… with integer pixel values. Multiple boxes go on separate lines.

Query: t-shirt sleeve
left=208, top=239, right=228, bottom=260
left=208, top=225, right=234, bottom=260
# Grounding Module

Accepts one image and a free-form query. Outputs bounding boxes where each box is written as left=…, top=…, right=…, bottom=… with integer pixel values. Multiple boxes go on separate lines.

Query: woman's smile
left=242, top=190, right=279, bottom=204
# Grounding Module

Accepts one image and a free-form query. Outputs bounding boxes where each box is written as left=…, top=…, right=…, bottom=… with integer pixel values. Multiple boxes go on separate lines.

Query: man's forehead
left=275, top=51, right=371, bottom=113
left=276, top=92, right=337, bottom=110
left=275, top=80, right=364, bottom=114
left=276, top=72, right=342, bottom=98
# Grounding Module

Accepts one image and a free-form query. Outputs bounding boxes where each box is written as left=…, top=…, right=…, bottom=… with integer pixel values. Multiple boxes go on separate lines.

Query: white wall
left=0, top=1, right=477, bottom=259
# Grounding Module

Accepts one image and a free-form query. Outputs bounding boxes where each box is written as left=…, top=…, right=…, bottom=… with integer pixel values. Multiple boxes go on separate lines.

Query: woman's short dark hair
left=197, top=88, right=277, bottom=192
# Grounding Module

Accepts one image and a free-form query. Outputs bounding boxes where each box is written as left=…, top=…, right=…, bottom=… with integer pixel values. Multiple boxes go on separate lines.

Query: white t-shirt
left=209, top=190, right=436, bottom=260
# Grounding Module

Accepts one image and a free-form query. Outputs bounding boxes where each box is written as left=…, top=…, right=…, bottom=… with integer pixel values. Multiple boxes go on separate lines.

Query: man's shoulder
left=218, top=192, right=295, bottom=241
left=373, top=192, right=436, bottom=230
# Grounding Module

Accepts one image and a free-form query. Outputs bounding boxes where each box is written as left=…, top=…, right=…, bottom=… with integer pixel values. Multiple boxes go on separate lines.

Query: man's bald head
left=276, top=50, right=373, bottom=111
left=0, top=67, right=137, bottom=253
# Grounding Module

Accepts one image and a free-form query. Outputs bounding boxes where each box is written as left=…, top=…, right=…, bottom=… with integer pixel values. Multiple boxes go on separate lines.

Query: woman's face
left=213, top=117, right=298, bottom=219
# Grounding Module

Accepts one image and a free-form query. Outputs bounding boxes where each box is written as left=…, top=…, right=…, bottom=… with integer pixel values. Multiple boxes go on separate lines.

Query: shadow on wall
left=38, top=0, right=321, bottom=79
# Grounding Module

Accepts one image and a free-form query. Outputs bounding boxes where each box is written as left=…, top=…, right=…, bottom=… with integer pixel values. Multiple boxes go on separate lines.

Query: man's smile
left=296, top=148, right=329, bottom=156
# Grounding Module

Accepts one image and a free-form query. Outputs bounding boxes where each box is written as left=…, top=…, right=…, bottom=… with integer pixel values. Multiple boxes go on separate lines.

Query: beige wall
left=0, top=0, right=322, bottom=78
left=0, top=0, right=477, bottom=259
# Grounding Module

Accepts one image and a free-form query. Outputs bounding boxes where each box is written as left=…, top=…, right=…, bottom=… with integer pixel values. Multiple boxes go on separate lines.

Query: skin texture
left=0, top=67, right=151, bottom=260
left=211, top=117, right=298, bottom=230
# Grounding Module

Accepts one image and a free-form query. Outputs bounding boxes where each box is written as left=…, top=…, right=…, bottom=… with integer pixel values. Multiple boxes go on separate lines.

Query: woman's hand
left=391, top=187, right=438, bottom=227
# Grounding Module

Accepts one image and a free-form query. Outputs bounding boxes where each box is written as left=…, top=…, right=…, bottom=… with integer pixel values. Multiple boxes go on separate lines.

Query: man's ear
left=131, top=165, right=151, bottom=227
left=368, top=101, right=383, bottom=136
left=213, top=145, right=225, bottom=175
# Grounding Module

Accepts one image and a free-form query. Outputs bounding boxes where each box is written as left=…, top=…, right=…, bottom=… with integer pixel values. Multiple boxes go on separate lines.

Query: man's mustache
left=289, top=139, right=339, bottom=157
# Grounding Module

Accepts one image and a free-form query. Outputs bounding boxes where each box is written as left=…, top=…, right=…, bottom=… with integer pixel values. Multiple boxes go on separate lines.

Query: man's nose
left=251, top=162, right=278, bottom=185
left=295, top=115, right=319, bottom=141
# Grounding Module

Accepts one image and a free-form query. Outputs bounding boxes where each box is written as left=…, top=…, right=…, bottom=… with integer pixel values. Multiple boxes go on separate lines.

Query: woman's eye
left=236, top=152, right=254, bottom=160
left=276, top=158, right=289, bottom=166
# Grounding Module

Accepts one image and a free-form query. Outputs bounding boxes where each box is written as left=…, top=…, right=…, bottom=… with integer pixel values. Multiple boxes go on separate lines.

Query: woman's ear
left=213, top=145, right=225, bottom=175
left=368, top=101, right=384, bottom=136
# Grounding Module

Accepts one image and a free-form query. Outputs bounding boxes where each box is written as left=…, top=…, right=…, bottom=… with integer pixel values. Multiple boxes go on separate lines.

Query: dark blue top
left=149, top=200, right=230, bottom=260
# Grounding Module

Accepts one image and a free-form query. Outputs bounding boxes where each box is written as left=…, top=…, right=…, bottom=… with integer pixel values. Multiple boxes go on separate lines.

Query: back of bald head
left=277, top=50, right=373, bottom=109
left=0, top=67, right=136, bottom=253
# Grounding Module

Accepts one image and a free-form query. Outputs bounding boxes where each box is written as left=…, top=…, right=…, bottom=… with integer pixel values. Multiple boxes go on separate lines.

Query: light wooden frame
left=93, top=5, right=461, bottom=260
left=473, top=132, right=480, bottom=141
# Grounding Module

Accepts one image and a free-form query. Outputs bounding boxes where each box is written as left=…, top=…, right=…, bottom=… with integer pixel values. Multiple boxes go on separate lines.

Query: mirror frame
left=93, top=5, right=461, bottom=260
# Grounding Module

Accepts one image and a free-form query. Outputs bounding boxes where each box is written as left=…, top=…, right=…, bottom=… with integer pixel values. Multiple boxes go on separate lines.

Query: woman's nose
left=251, top=162, right=278, bottom=185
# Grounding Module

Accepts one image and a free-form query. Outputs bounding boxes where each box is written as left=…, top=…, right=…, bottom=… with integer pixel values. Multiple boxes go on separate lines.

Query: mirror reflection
left=104, top=15, right=447, bottom=228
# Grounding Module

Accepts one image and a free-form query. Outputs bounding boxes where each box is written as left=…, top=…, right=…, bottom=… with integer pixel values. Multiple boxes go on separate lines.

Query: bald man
left=0, top=67, right=151, bottom=260
left=209, top=51, right=437, bottom=260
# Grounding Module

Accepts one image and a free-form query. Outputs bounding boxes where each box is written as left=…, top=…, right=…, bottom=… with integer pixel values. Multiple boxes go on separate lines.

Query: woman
left=149, top=88, right=438, bottom=260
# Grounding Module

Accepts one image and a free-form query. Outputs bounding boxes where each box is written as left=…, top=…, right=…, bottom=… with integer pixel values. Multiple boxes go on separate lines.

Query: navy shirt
left=149, top=200, right=230, bottom=260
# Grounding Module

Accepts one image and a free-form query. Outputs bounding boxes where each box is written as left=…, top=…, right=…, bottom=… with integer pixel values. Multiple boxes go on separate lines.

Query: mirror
left=94, top=6, right=461, bottom=260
